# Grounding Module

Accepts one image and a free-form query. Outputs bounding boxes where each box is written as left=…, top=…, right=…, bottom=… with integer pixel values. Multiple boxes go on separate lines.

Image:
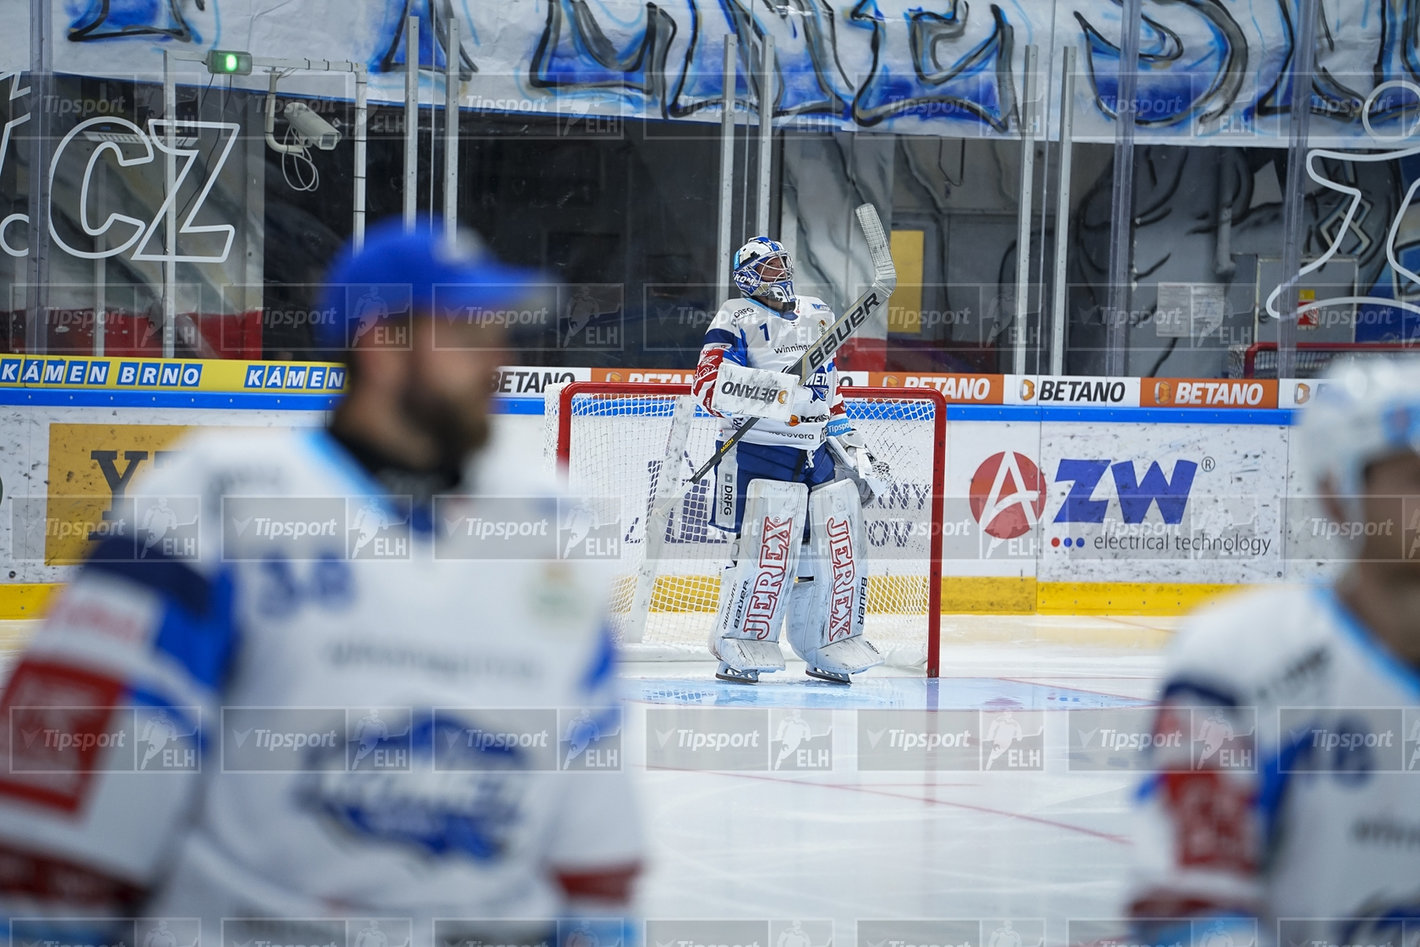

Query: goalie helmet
left=732, top=237, right=795, bottom=306
left=1296, top=355, right=1420, bottom=521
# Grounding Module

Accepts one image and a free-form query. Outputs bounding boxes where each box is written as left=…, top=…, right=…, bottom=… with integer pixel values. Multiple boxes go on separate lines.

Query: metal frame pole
left=716, top=36, right=738, bottom=303
left=404, top=15, right=419, bottom=231
left=163, top=49, right=177, bottom=358
left=1013, top=44, right=1038, bottom=374
left=25, top=0, right=52, bottom=355
left=354, top=67, right=367, bottom=250
left=756, top=35, right=774, bottom=236
left=1104, top=0, right=1143, bottom=376
left=1276, top=0, right=1320, bottom=381
left=1050, top=45, right=1076, bottom=376
left=443, top=17, right=459, bottom=241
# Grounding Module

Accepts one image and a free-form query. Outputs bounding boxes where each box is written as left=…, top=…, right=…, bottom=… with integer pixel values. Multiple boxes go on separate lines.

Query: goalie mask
left=733, top=237, right=796, bottom=306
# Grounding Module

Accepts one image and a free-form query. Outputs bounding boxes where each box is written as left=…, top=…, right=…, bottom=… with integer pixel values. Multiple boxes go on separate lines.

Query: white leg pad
left=709, top=478, right=808, bottom=673
left=786, top=479, right=883, bottom=675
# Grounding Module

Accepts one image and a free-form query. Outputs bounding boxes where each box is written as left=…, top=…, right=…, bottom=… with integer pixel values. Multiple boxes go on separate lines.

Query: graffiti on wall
left=35, top=0, right=1420, bottom=142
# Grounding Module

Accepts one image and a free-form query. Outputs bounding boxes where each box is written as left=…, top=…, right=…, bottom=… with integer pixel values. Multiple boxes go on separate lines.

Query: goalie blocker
left=711, top=477, right=882, bottom=685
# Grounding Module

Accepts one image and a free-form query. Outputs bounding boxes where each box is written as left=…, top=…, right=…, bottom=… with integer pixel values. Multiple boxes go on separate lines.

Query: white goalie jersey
left=0, top=428, right=641, bottom=945
left=1128, top=584, right=1420, bottom=947
left=692, top=294, right=847, bottom=451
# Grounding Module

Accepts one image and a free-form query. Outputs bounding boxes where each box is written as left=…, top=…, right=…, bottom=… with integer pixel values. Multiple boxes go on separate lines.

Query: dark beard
left=401, top=388, right=489, bottom=472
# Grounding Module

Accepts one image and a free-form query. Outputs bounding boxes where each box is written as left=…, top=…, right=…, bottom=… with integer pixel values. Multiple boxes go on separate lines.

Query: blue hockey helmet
left=732, top=237, right=795, bottom=306
left=317, top=217, right=544, bottom=349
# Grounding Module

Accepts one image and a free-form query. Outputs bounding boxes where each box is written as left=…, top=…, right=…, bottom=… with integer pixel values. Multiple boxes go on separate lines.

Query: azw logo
left=968, top=452, right=1046, bottom=540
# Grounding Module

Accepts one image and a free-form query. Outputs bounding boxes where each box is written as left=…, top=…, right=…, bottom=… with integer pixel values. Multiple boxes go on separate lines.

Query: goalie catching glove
left=826, top=421, right=891, bottom=506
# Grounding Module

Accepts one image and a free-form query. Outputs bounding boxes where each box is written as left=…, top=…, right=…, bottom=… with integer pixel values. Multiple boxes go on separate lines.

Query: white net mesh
left=551, top=384, right=943, bottom=669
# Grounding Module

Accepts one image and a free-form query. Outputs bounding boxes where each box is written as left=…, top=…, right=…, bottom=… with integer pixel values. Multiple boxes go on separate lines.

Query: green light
left=205, top=49, right=252, bottom=76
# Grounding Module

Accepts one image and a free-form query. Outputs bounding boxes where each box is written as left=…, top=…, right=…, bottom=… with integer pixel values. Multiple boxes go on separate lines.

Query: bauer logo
left=769, top=709, right=833, bottom=771
left=221, top=496, right=346, bottom=561
left=560, top=920, right=625, bottom=947
left=346, top=497, right=411, bottom=560
left=559, top=498, right=622, bottom=559
left=433, top=708, right=560, bottom=771
left=1067, top=918, right=1256, bottom=947
left=980, top=710, right=1045, bottom=771
left=647, top=707, right=770, bottom=770
left=969, top=453, right=1046, bottom=541
left=559, top=707, right=623, bottom=771
left=1280, top=708, right=1405, bottom=774
left=221, top=707, right=344, bottom=772
left=857, top=710, right=979, bottom=771
left=646, top=918, right=770, bottom=947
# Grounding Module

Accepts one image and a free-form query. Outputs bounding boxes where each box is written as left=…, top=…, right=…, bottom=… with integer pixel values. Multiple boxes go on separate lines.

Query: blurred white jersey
left=1129, top=585, right=1420, bottom=947
left=0, top=429, right=640, bottom=945
left=692, top=295, right=846, bottom=450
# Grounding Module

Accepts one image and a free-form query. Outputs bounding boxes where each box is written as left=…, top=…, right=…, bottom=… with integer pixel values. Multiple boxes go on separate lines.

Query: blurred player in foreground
left=0, top=219, right=641, bottom=946
left=693, top=236, right=890, bottom=684
left=1128, top=356, right=1420, bottom=947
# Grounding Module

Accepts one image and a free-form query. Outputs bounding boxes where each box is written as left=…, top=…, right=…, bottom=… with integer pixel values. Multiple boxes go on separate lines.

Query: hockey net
left=1231, top=342, right=1419, bottom=378
left=546, top=382, right=944, bottom=676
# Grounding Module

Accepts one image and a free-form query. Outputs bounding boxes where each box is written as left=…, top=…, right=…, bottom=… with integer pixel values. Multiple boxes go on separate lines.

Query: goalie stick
left=683, top=202, right=897, bottom=488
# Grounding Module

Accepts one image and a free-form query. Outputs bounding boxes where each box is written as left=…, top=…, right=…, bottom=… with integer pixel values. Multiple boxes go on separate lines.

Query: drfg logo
left=1053, top=459, right=1199, bottom=525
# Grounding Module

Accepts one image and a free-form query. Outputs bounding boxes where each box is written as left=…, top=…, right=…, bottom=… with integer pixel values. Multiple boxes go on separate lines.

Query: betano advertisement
left=0, top=364, right=1348, bottom=619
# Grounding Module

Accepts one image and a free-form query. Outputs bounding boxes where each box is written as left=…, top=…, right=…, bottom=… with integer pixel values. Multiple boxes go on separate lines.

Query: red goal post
left=551, top=382, right=946, bottom=677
